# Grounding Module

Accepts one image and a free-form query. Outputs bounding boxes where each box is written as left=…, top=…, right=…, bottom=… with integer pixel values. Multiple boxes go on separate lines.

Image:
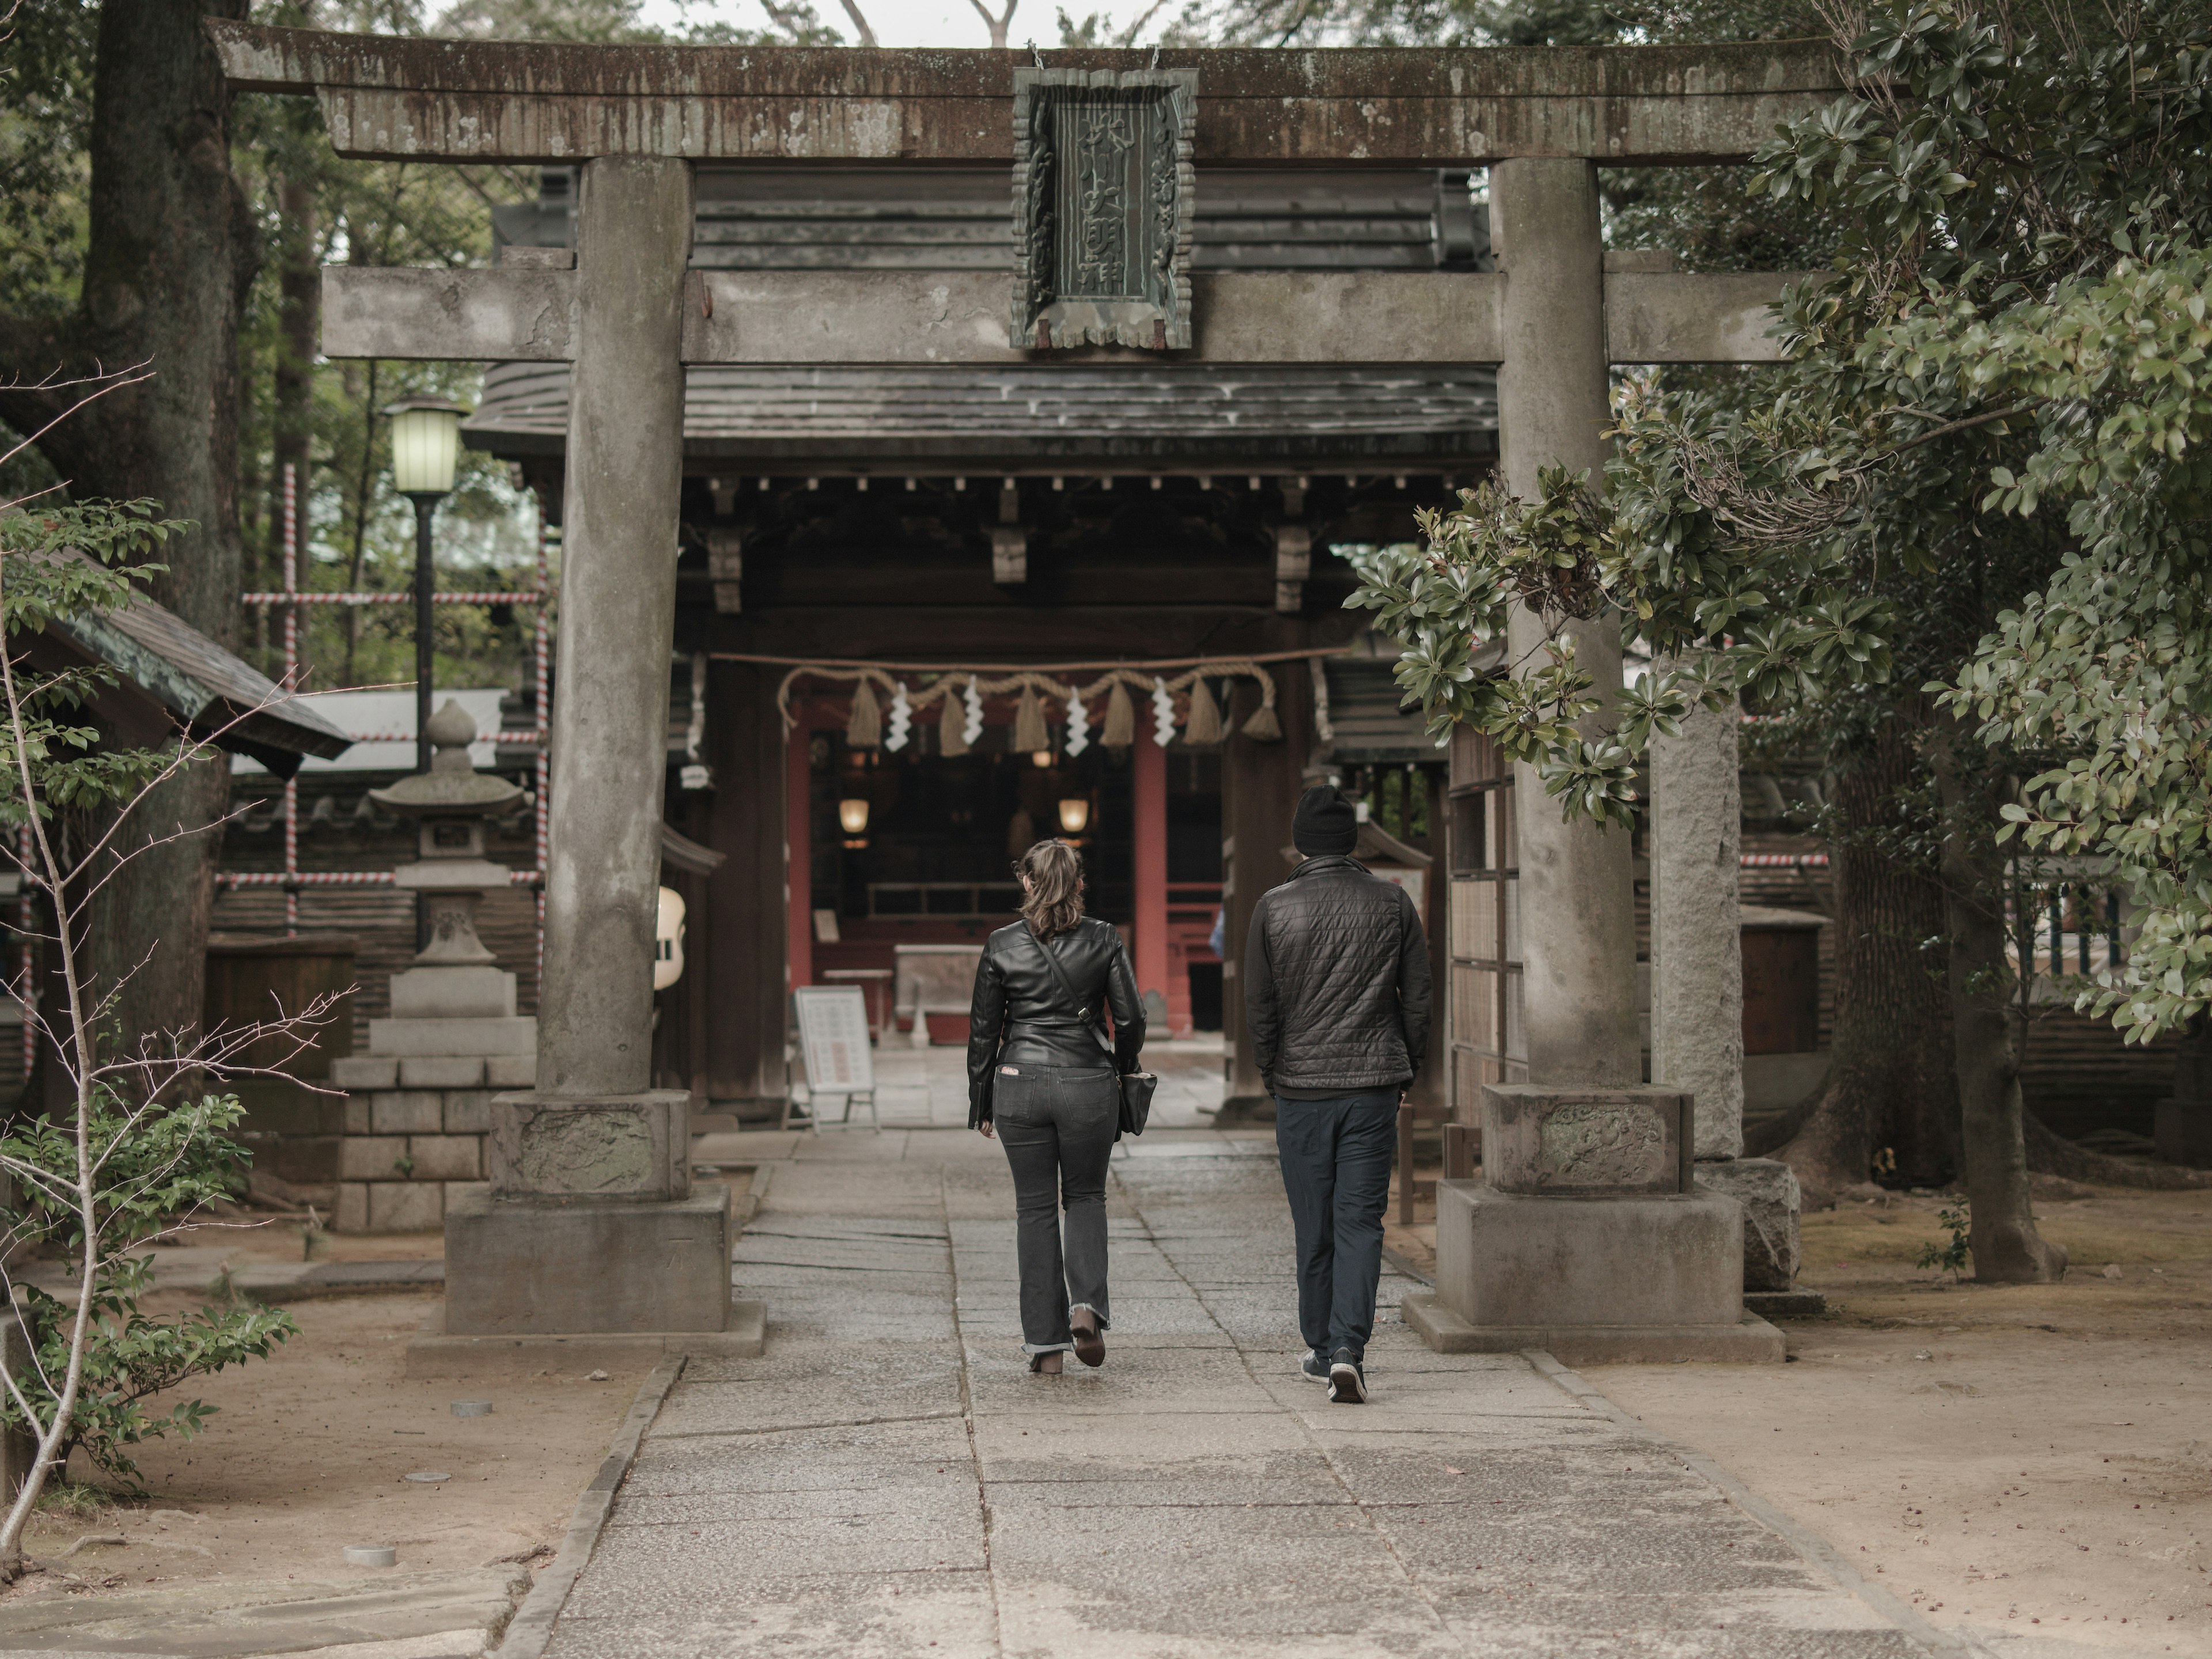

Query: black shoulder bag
left=1027, top=922, right=1157, bottom=1137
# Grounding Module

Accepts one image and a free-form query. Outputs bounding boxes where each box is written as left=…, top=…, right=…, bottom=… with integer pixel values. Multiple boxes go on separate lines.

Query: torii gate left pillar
left=441, top=157, right=744, bottom=1347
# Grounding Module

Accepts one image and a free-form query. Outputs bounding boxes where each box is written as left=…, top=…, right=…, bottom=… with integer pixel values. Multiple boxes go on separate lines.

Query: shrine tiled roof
left=467, top=166, right=1499, bottom=469
left=467, top=361, right=1498, bottom=469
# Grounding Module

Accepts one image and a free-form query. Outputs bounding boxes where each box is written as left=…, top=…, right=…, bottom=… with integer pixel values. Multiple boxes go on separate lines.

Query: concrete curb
left=1524, top=1349, right=1994, bottom=1659
left=492, top=1354, right=685, bottom=1659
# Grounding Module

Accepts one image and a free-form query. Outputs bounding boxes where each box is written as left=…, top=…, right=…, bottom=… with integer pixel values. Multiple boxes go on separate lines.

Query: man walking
left=1245, top=785, right=1431, bottom=1404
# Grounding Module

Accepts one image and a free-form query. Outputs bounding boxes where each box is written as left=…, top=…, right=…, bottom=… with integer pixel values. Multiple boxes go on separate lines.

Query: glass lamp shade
left=386, top=398, right=467, bottom=495
left=838, top=797, right=870, bottom=834
left=1031, top=750, right=1053, bottom=768
left=1056, top=797, right=1090, bottom=834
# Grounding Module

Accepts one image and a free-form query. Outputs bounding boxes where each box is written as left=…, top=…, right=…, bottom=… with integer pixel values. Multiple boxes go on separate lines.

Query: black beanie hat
left=1292, top=785, right=1359, bottom=858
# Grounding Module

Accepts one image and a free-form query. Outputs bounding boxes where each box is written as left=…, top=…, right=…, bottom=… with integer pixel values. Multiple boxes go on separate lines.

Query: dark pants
left=994, top=1065, right=1119, bottom=1354
left=1275, top=1090, right=1398, bottom=1364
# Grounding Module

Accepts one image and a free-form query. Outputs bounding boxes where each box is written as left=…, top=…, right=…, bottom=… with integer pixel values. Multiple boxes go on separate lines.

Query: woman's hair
left=1016, top=839, right=1086, bottom=941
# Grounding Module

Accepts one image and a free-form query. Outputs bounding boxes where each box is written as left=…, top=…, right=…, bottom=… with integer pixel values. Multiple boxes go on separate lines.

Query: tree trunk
left=0, top=0, right=257, bottom=1056
left=1776, top=711, right=1957, bottom=1204
left=1930, top=710, right=2068, bottom=1283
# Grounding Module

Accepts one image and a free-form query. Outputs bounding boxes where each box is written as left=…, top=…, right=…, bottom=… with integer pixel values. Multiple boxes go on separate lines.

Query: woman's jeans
left=993, top=1064, right=1118, bottom=1354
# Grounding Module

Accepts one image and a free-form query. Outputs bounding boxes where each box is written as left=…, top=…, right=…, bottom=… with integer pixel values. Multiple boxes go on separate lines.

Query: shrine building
left=471, top=162, right=1495, bottom=1118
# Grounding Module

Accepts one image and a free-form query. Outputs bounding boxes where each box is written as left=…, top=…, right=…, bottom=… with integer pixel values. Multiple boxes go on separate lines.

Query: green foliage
left=0, top=0, right=97, bottom=317
left=0, top=1090, right=297, bottom=1491
left=0, top=496, right=298, bottom=1495
left=1349, top=0, right=2212, bottom=1044
left=1916, top=1200, right=1971, bottom=1276
left=0, top=502, right=187, bottom=823
left=1934, top=247, right=2212, bottom=1040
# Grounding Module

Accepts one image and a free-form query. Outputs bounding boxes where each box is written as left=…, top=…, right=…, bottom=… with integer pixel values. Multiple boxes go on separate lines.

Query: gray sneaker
left=1327, top=1350, right=1368, bottom=1404
left=1300, top=1349, right=1329, bottom=1384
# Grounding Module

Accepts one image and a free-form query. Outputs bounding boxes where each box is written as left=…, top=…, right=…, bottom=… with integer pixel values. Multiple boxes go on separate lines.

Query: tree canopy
left=1350, top=0, right=2212, bottom=1044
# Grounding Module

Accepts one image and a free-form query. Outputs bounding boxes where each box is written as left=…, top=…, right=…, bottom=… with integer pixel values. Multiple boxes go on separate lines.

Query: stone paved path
left=545, top=1131, right=1939, bottom=1658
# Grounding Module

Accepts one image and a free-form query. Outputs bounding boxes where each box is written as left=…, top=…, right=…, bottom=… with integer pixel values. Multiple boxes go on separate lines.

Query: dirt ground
left=1599, top=1185, right=2212, bottom=1656
left=0, top=1217, right=644, bottom=1607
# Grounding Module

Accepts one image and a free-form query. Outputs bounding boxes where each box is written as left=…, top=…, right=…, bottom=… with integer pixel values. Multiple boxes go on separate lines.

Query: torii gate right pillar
left=1411, top=159, right=1780, bottom=1364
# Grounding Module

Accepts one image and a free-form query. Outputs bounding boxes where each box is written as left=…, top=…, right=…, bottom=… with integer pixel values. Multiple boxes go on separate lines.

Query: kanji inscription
left=1011, top=67, right=1196, bottom=351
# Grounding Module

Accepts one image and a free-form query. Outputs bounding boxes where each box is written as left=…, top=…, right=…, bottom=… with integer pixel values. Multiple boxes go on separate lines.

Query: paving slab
left=540, top=1138, right=1947, bottom=1659
left=0, top=1568, right=527, bottom=1657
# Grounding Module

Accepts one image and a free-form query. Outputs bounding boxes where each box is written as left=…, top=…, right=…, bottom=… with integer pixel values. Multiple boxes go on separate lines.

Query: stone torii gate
left=214, top=22, right=1836, bottom=1358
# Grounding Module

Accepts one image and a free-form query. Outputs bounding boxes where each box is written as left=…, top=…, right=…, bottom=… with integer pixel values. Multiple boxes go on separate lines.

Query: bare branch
left=1119, top=0, right=1170, bottom=44
left=967, top=0, right=1016, bottom=48
left=839, top=0, right=880, bottom=46
left=0, top=361, right=157, bottom=491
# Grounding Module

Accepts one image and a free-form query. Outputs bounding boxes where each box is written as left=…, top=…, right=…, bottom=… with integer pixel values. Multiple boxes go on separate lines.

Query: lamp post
left=385, top=398, right=467, bottom=775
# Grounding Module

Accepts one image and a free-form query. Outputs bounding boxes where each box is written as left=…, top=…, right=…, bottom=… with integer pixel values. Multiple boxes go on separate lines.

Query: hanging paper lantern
left=846, top=677, right=882, bottom=748
left=938, top=681, right=969, bottom=756
left=1102, top=679, right=1135, bottom=749
left=883, top=682, right=912, bottom=752
left=962, top=677, right=985, bottom=747
left=1013, top=684, right=1050, bottom=754
left=1184, top=677, right=1223, bottom=745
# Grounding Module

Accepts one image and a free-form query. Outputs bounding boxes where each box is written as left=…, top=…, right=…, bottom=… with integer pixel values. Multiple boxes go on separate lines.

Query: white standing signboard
left=788, top=985, right=879, bottom=1132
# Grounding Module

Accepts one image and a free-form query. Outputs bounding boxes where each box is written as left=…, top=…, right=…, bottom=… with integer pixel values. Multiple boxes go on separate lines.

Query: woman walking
left=968, top=839, right=1145, bottom=1374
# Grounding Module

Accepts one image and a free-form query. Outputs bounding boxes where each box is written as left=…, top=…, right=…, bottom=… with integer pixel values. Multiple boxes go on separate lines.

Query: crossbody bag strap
left=1025, top=921, right=1117, bottom=1065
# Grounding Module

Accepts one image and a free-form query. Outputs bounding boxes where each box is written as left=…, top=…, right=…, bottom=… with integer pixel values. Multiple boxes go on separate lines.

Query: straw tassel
left=938, top=680, right=969, bottom=755
left=1184, top=677, right=1223, bottom=745
left=1240, top=672, right=1282, bottom=741
left=1102, top=679, right=1135, bottom=749
left=1013, top=683, right=1050, bottom=753
left=846, top=677, right=882, bottom=748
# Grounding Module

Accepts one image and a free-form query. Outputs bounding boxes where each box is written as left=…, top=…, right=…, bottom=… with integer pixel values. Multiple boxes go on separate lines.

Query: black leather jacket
left=967, top=916, right=1145, bottom=1126
left=1245, top=855, right=1432, bottom=1095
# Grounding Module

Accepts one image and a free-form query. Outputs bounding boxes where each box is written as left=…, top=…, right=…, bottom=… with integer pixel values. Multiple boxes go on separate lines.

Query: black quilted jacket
left=967, top=916, right=1145, bottom=1127
left=1244, top=855, right=1432, bottom=1094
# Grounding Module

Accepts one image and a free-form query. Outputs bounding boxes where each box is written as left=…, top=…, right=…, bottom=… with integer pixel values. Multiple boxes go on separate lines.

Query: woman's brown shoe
left=1070, top=1312, right=1105, bottom=1369
left=1029, top=1351, right=1063, bottom=1374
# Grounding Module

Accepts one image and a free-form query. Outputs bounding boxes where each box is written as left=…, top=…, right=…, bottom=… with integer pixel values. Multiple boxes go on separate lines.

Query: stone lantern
left=370, top=699, right=526, bottom=1020
left=327, top=699, right=537, bottom=1234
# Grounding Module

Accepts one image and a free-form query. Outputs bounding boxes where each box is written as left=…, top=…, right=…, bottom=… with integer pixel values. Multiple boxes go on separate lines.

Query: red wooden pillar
left=1132, top=722, right=1169, bottom=1012
left=786, top=708, right=813, bottom=994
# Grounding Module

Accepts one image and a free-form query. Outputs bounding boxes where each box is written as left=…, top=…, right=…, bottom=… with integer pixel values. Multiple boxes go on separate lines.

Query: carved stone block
left=1010, top=67, right=1196, bottom=351
left=488, top=1089, right=690, bottom=1201
left=1482, top=1084, right=1693, bottom=1196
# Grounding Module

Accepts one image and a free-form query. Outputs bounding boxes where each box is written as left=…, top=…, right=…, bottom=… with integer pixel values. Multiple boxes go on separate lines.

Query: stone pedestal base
left=442, top=1188, right=731, bottom=1335
left=1402, top=1291, right=1783, bottom=1365
left=405, top=1297, right=764, bottom=1378
left=1422, top=1180, right=1779, bottom=1363
left=1744, top=1288, right=1827, bottom=1320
